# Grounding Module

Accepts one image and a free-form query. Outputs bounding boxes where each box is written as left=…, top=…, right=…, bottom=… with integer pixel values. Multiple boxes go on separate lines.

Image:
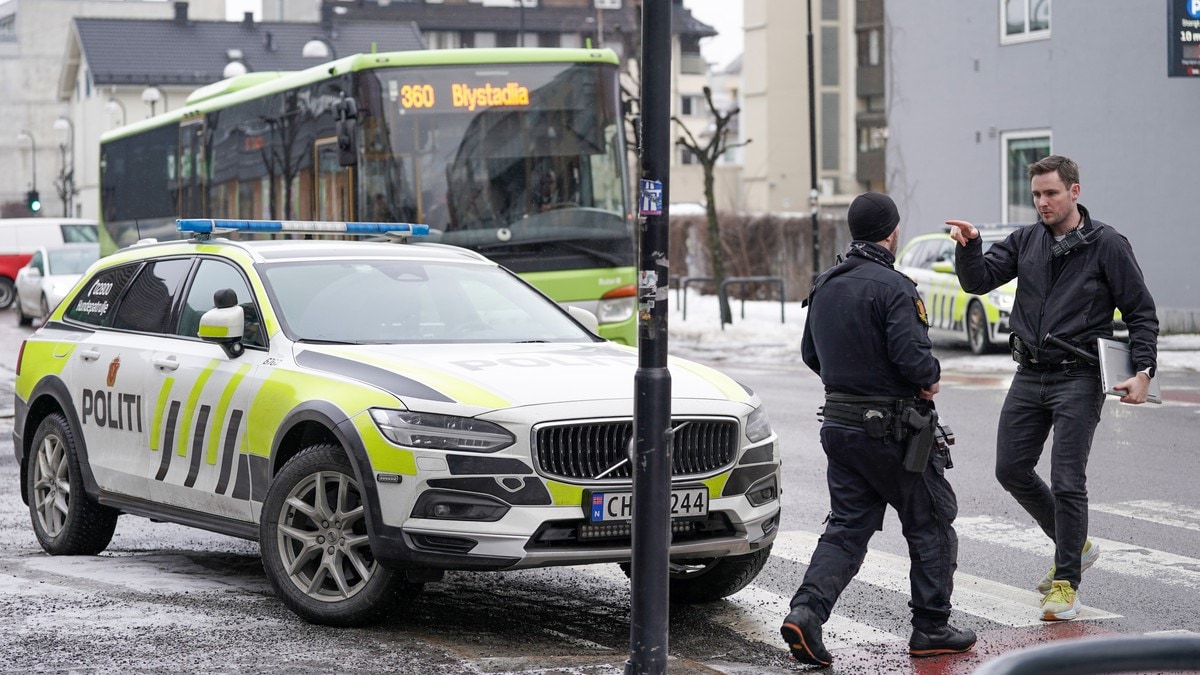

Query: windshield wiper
left=477, top=240, right=625, bottom=267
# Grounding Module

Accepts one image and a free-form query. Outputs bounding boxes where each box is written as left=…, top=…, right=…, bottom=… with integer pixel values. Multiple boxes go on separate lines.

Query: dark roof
left=73, top=16, right=425, bottom=86
left=334, top=3, right=716, bottom=39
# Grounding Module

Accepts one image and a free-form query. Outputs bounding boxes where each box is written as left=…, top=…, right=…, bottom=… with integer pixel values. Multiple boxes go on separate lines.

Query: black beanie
left=847, top=192, right=900, bottom=242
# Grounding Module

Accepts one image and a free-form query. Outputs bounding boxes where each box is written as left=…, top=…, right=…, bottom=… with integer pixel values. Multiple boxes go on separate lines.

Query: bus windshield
left=357, top=62, right=632, bottom=271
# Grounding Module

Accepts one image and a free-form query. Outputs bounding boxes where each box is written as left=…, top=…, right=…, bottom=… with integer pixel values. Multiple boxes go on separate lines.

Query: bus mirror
left=336, top=96, right=358, bottom=166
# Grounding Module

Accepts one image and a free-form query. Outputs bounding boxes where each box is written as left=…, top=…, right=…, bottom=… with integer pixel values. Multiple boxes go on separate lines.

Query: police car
left=13, top=219, right=780, bottom=626
left=897, top=226, right=1020, bottom=355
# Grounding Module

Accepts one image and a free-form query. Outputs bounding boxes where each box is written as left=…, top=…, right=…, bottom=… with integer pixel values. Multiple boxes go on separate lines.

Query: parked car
left=14, top=243, right=100, bottom=326
left=897, top=226, right=1019, bottom=355
left=0, top=218, right=98, bottom=309
left=14, top=219, right=781, bottom=627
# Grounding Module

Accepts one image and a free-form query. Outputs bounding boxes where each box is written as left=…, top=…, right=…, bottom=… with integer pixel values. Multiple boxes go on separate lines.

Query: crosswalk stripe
left=1091, top=500, right=1200, bottom=534
left=956, top=515, right=1200, bottom=591
left=770, top=530, right=1120, bottom=626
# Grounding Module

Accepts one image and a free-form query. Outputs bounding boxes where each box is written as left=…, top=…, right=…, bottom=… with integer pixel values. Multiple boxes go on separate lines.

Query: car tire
left=16, top=295, right=32, bottom=327
left=0, top=277, right=15, bottom=310
left=620, top=545, right=773, bottom=604
left=259, top=443, right=421, bottom=626
left=27, top=412, right=119, bottom=555
left=966, top=301, right=993, bottom=355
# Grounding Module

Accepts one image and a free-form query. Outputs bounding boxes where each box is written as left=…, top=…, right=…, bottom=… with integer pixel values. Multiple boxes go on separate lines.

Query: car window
left=59, top=223, right=99, bottom=243
left=177, top=259, right=265, bottom=348
left=899, top=240, right=937, bottom=269
left=65, top=263, right=140, bottom=326
left=46, top=246, right=99, bottom=275
left=263, top=259, right=591, bottom=344
left=111, top=259, right=192, bottom=334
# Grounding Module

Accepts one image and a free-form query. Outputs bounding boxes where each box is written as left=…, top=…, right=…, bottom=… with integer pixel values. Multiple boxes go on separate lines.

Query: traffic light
left=25, top=189, right=41, bottom=213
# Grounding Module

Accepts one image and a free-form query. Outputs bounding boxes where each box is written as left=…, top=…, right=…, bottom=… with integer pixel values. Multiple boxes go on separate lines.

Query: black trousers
left=790, top=424, right=959, bottom=630
left=994, top=366, right=1104, bottom=588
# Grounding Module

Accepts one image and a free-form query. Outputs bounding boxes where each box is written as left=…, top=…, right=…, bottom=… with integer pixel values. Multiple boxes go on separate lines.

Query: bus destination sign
left=398, top=81, right=532, bottom=112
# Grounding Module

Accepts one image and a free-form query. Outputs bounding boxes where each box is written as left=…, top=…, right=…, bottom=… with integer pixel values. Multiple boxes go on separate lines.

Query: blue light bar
left=177, top=219, right=430, bottom=236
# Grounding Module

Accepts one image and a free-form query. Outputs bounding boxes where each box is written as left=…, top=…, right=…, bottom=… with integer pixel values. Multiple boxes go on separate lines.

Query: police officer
left=781, top=193, right=975, bottom=666
left=948, top=154, right=1159, bottom=621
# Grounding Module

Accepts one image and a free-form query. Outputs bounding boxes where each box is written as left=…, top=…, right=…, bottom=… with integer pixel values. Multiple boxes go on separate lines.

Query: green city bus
left=98, top=48, right=637, bottom=344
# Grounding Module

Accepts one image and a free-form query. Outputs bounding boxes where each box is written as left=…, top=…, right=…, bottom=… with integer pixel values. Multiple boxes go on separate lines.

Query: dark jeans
left=994, top=365, right=1105, bottom=588
left=791, top=424, right=959, bottom=630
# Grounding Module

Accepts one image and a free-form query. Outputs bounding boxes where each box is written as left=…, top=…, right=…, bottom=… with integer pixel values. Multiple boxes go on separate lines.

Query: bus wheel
left=28, top=413, right=119, bottom=555
left=260, top=443, right=420, bottom=626
left=619, top=545, right=772, bottom=604
left=966, top=301, right=993, bottom=355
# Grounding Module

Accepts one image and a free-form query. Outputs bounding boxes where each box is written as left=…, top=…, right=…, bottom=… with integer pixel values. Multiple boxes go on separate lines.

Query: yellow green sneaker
left=1041, top=580, right=1081, bottom=621
left=1036, top=538, right=1100, bottom=594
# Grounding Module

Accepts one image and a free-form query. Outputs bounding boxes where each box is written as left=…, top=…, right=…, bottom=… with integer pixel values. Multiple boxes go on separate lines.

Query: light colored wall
left=887, top=1, right=1199, bottom=319
left=1, top=0, right=223, bottom=216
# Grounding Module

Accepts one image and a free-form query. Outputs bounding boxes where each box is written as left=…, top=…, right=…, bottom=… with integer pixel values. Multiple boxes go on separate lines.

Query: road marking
left=770, top=530, right=1120, bottom=626
left=1091, top=500, right=1200, bottom=534
left=957, top=515, right=1200, bottom=591
left=576, top=557, right=904, bottom=649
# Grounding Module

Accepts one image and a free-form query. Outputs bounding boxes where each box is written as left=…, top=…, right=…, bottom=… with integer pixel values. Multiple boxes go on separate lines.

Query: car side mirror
left=931, top=260, right=954, bottom=274
left=199, top=288, right=245, bottom=358
left=567, top=305, right=599, bottom=334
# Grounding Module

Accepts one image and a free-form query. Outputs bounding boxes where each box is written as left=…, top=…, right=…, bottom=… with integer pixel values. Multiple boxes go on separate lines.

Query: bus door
left=178, top=118, right=207, bottom=217
left=314, top=138, right=354, bottom=221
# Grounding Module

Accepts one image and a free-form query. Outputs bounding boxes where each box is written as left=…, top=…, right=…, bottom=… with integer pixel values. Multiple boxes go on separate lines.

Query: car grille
left=533, top=418, right=738, bottom=481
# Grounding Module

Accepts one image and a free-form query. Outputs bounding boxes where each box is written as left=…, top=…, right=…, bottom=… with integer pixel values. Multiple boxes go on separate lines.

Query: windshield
left=357, top=62, right=632, bottom=269
left=261, top=257, right=595, bottom=344
left=46, top=246, right=100, bottom=275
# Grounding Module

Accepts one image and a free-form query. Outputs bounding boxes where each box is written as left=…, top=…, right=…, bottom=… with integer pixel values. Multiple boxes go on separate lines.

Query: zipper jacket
left=955, top=204, right=1158, bottom=371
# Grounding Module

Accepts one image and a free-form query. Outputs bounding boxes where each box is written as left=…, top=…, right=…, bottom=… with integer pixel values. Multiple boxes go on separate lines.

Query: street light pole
left=807, top=0, right=820, bottom=284
left=625, top=0, right=672, bottom=673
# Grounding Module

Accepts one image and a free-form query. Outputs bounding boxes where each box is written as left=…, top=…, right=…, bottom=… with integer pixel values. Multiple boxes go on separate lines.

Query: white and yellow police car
left=13, top=219, right=780, bottom=626
left=897, top=226, right=1020, bottom=355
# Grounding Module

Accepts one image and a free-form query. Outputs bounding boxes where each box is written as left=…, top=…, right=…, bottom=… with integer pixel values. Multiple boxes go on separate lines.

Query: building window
left=679, top=147, right=698, bottom=165
left=1001, top=0, right=1050, bottom=44
left=425, top=31, right=462, bottom=50
left=820, top=27, right=838, bottom=86
left=1001, top=130, right=1051, bottom=223
left=595, top=0, right=621, bottom=8
left=680, top=94, right=704, bottom=117
left=820, top=92, right=839, bottom=171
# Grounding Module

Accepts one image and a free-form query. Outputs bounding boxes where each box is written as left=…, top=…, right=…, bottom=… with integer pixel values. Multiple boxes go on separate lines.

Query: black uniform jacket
left=801, top=242, right=940, bottom=397
left=955, top=204, right=1158, bottom=370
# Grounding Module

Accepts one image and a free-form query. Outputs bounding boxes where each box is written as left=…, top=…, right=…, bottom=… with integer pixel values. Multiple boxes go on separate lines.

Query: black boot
left=780, top=606, right=833, bottom=667
left=908, top=623, right=977, bottom=657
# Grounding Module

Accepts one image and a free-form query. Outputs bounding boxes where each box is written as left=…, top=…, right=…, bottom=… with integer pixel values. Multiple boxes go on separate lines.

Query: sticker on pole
left=639, top=179, right=663, bottom=216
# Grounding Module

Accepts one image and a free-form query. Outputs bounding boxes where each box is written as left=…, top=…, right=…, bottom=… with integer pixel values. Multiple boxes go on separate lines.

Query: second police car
left=13, top=219, right=780, bottom=626
left=897, top=226, right=1019, bottom=355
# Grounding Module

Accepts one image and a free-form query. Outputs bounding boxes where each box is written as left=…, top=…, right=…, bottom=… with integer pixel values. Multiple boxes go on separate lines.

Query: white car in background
left=14, top=243, right=99, bottom=326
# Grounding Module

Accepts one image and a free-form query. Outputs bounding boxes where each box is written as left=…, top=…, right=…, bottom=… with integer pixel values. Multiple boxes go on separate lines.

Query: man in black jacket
left=781, top=192, right=975, bottom=667
left=948, top=154, right=1158, bottom=621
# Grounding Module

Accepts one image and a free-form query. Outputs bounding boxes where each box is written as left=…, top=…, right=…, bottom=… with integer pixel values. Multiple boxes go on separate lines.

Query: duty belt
left=818, top=394, right=926, bottom=441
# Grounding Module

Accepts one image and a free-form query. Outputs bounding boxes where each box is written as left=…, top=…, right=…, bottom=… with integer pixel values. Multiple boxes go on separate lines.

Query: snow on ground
left=666, top=288, right=1200, bottom=373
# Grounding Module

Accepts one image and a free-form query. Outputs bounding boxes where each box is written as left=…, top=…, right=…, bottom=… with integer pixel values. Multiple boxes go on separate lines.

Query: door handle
left=79, top=349, right=101, bottom=362
left=153, top=357, right=180, bottom=371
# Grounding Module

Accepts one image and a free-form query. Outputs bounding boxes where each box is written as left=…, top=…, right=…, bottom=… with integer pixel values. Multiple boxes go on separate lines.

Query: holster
left=900, top=406, right=938, bottom=473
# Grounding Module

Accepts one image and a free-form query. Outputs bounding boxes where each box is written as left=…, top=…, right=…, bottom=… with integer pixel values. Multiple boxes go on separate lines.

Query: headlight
left=369, top=409, right=514, bottom=453
left=596, top=295, right=635, bottom=324
left=745, top=405, right=773, bottom=443
left=987, top=290, right=1014, bottom=312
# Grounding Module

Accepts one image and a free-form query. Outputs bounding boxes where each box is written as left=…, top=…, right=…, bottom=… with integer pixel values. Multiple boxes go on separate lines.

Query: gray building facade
left=886, top=1, right=1199, bottom=329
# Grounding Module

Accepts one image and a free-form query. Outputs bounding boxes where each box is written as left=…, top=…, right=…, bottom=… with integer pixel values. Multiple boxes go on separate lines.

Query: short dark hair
left=1027, top=155, right=1080, bottom=187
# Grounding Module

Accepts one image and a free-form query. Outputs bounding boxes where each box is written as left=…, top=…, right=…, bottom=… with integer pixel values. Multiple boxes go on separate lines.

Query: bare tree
left=673, top=86, right=750, bottom=324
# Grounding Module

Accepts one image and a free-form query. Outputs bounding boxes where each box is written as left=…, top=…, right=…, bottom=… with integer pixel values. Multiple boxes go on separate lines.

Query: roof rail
left=177, top=218, right=429, bottom=242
